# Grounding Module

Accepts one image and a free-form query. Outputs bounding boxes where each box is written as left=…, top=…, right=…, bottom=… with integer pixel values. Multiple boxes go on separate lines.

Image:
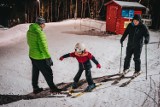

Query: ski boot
left=33, top=88, right=43, bottom=94
left=122, top=69, right=129, bottom=76
left=50, top=87, right=62, bottom=93
left=68, top=82, right=78, bottom=93
left=84, top=83, right=96, bottom=92
left=71, top=82, right=78, bottom=89
left=133, top=71, right=140, bottom=77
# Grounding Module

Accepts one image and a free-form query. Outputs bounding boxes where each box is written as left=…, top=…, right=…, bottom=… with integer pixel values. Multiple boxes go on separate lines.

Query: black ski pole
left=145, top=44, right=148, bottom=80
left=119, top=43, right=123, bottom=73
left=158, top=37, right=160, bottom=48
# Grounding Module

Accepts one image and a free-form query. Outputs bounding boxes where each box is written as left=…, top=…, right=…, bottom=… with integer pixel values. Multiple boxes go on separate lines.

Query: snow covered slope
left=0, top=19, right=160, bottom=107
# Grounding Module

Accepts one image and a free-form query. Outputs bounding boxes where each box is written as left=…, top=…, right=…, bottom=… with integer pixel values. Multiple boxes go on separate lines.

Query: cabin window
left=122, top=9, right=134, bottom=18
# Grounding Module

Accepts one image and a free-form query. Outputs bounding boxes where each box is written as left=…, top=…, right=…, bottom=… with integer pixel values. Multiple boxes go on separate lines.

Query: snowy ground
left=0, top=19, right=160, bottom=107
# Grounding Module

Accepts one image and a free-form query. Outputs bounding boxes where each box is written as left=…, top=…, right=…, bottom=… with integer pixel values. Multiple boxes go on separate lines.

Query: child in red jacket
left=59, top=43, right=101, bottom=91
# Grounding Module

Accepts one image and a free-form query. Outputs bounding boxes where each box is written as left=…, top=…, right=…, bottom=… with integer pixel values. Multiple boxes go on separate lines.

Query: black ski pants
left=30, top=58, right=57, bottom=90
left=74, top=68, right=94, bottom=85
left=124, top=46, right=142, bottom=72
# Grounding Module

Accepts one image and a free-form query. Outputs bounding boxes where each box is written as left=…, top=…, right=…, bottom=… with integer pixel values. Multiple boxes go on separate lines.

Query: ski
left=111, top=69, right=131, bottom=85
left=71, top=83, right=102, bottom=98
left=62, top=89, right=84, bottom=94
left=119, top=72, right=141, bottom=87
left=47, top=93, right=68, bottom=98
left=47, top=88, right=84, bottom=97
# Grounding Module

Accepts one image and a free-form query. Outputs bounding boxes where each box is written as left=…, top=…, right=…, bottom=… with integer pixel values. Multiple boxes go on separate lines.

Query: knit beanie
left=35, top=17, right=46, bottom=25
left=133, top=14, right=141, bottom=22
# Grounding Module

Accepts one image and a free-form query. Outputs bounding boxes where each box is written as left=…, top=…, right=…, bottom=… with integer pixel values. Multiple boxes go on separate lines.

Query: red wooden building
left=105, top=0, right=146, bottom=35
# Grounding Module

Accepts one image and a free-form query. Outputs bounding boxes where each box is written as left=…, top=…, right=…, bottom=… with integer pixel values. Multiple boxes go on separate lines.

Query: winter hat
left=133, top=14, right=141, bottom=22
left=35, top=17, right=46, bottom=25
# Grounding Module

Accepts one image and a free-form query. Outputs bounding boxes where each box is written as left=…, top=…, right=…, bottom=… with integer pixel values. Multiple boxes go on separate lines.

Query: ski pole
left=145, top=44, right=148, bottom=80
left=158, top=37, right=160, bottom=48
left=119, top=43, right=123, bottom=73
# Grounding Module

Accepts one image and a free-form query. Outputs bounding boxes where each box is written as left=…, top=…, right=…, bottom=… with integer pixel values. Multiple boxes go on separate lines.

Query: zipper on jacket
left=132, top=27, right=137, bottom=46
left=80, top=55, right=85, bottom=69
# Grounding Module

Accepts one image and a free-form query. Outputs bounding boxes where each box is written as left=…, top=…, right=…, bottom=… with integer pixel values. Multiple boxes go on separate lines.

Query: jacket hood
left=29, top=23, right=41, bottom=31
left=132, top=14, right=143, bottom=26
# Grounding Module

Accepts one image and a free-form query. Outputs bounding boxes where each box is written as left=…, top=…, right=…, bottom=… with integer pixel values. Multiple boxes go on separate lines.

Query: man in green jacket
left=27, top=17, right=61, bottom=94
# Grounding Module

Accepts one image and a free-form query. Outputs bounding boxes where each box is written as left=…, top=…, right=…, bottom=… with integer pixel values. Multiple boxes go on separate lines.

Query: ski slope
left=0, top=19, right=160, bottom=107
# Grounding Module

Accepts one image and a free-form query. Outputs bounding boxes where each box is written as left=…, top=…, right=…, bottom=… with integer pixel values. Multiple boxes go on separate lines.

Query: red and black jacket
left=62, top=51, right=99, bottom=70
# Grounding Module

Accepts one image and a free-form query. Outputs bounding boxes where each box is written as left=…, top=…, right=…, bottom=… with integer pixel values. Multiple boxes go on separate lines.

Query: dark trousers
left=124, top=47, right=142, bottom=72
left=30, top=58, right=57, bottom=90
left=74, top=69, right=94, bottom=85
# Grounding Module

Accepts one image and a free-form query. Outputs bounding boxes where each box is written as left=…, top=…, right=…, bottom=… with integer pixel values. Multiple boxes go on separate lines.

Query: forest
left=0, top=0, right=160, bottom=29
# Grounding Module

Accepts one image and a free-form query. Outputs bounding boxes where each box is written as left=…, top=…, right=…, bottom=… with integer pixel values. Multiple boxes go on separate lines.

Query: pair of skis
left=48, top=83, right=102, bottom=98
left=111, top=70, right=142, bottom=87
left=47, top=72, right=130, bottom=98
left=48, top=71, right=141, bottom=98
left=111, top=69, right=131, bottom=85
left=119, top=72, right=141, bottom=87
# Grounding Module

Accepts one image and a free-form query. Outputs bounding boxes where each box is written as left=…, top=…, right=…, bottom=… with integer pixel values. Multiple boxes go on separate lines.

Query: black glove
left=144, top=39, right=149, bottom=44
left=46, top=58, right=53, bottom=66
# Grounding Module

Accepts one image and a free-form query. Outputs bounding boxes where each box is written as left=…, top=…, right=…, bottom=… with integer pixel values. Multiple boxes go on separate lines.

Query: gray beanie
left=35, top=17, right=46, bottom=24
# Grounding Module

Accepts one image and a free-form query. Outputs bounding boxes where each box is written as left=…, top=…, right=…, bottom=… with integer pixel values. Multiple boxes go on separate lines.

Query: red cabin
left=105, top=0, right=146, bottom=35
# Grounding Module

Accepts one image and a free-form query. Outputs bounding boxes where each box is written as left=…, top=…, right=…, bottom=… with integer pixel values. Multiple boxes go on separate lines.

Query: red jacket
left=61, top=51, right=99, bottom=69
left=70, top=51, right=93, bottom=63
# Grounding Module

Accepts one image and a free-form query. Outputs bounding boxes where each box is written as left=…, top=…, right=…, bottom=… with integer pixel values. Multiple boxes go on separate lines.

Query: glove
left=59, top=57, right=64, bottom=61
left=46, top=58, right=53, bottom=66
left=144, top=39, right=149, bottom=44
left=96, top=64, right=101, bottom=69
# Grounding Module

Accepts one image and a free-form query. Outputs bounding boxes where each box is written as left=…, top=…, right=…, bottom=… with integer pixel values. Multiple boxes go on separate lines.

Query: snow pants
left=123, top=46, right=142, bottom=72
left=30, top=58, right=57, bottom=90
left=74, top=68, right=94, bottom=85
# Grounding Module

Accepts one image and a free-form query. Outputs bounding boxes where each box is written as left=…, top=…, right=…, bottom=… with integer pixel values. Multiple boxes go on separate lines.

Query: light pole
left=37, top=0, right=40, bottom=16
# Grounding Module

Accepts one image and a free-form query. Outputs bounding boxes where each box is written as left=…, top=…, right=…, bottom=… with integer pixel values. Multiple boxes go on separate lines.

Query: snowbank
left=0, top=24, right=30, bottom=47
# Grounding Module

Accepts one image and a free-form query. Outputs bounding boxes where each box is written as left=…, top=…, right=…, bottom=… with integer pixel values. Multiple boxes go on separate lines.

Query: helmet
left=75, top=43, right=86, bottom=53
left=35, top=17, right=46, bottom=25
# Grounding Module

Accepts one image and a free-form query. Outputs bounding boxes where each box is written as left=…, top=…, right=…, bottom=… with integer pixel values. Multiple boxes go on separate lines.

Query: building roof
left=105, top=0, right=146, bottom=8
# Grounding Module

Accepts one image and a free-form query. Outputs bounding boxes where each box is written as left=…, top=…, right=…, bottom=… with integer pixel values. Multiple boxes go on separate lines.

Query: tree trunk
left=81, top=0, right=84, bottom=18
left=75, top=0, right=78, bottom=19
left=51, top=0, right=53, bottom=22
left=88, top=0, right=91, bottom=18
left=70, top=0, right=73, bottom=18
left=57, top=1, right=62, bottom=21
left=83, top=0, right=86, bottom=18
left=47, top=0, right=49, bottom=22
left=54, top=0, right=58, bottom=21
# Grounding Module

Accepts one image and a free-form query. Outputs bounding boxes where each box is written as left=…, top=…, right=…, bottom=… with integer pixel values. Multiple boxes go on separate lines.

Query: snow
left=0, top=19, right=160, bottom=107
left=114, top=0, right=145, bottom=8
left=0, top=24, right=29, bottom=47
